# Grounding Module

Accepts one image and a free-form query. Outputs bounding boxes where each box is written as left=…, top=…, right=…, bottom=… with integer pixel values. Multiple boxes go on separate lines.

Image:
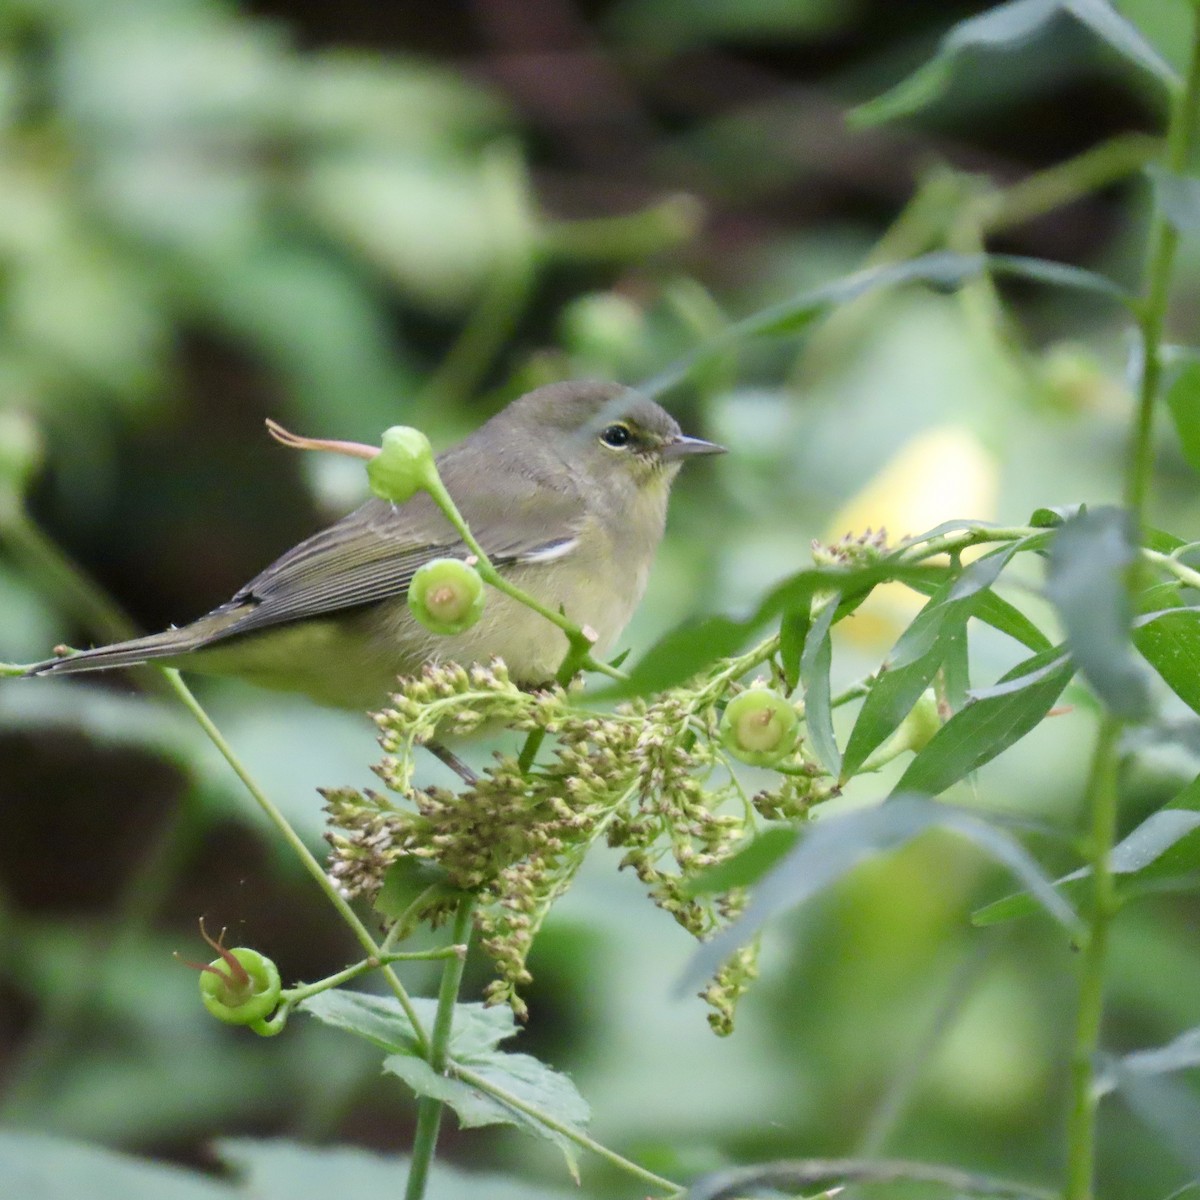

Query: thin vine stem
left=162, top=670, right=431, bottom=1054
left=451, top=1063, right=683, bottom=1196
left=405, top=897, right=476, bottom=1200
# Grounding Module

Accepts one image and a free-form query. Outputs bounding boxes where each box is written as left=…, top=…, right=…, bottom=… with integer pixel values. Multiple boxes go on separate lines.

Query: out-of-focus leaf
left=189, top=243, right=417, bottom=435
left=975, top=808, right=1200, bottom=924
left=1150, top=166, right=1200, bottom=234
left=0, top=1130, right=226, bottom=1200
left=219, top=1138, right=581, bottom=1200
left=850, top=0, right=1176, bottom=128
left=645, top=254, right=1126, bottom=397
left=1107, top=1025, right=1200, bottom=1087
left=284, top=51, right=509, bottom=149
left=1109, top=1064, right=1200, bottom=1173
left=842, top=543, right=1027, bottom=777
left=7, top=238, right=167, bottom=402
left=1045, top=506, right=1152, bottom=720
left=684, top=1157, right=1057, bottom=1200
left=683, top=826, right=800, bottom=897
left=682, top=795, right=1078, bottom=990
left=800, top=596, right=840, bottom=777
left=892, top=646, right=1074, bottom=796
left=297, top=150, right=534, bottom=313
left=1165, top=357, right=1200, bottom=473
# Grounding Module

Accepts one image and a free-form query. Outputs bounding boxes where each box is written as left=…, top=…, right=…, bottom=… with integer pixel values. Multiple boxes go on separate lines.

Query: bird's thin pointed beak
left=661, top=434, right=727, bottom=462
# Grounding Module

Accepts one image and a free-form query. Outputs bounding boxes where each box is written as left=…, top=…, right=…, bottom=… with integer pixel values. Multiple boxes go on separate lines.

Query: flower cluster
left=810, top=526, right=890, bottom=568
left=323, top=658, right=831, bottom=1031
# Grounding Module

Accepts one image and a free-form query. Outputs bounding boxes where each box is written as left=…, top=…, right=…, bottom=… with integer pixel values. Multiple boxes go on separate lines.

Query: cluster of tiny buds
left=810, top=526, right=891, bottom=568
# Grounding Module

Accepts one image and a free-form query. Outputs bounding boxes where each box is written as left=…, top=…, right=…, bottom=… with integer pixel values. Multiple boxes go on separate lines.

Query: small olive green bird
left=25, top=381, right=723, bottom=709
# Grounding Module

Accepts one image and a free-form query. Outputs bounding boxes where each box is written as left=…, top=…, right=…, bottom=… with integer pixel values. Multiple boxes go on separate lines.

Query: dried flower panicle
left=322, top=658, right=829, bottom=1032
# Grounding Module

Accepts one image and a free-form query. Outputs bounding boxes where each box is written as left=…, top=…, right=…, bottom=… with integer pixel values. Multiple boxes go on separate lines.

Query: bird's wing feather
left=197, top=457, right=586, bottom=643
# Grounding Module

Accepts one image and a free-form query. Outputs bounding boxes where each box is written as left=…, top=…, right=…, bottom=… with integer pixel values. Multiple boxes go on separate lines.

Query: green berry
left=720, top=688, right=799, bottom=767
left=366, top=425, right=438, bottom=504
left=896, top=689, right=941, bottom=754
left=197, top=947, right=281, bottom=1026
left=408, top=557, right=486, bottom=635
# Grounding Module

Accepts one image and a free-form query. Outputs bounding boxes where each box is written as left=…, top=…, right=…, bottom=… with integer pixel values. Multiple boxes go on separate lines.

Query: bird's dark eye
left=600, top=423, right=632, bottom=448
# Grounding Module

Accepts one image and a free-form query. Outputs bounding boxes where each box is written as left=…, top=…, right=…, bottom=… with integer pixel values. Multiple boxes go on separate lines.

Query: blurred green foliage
left=2, top=0, right=1200, bottom=1198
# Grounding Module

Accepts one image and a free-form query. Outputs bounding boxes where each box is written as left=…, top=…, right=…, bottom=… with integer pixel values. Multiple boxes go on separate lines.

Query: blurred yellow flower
left=827, top=425, right=999, bottom=647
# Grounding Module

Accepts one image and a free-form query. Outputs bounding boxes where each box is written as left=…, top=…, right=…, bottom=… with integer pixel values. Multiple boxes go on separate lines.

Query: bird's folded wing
left=202, top=484, right=585, bottom=640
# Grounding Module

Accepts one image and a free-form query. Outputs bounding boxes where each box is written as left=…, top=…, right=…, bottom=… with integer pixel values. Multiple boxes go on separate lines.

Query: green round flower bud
left=895, top=689, right=941, bottom=754
left=366, top=425, right=437, bottom=504
left=198, top=947, right=282, bottom=1026
left=720, top=688, right=800, bottom=767
left=408, top=557, right=485, bottom=635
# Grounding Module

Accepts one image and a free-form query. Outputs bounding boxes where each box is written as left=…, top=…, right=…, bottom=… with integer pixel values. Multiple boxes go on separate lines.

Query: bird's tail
left=23, top=614, right=237, bottom=679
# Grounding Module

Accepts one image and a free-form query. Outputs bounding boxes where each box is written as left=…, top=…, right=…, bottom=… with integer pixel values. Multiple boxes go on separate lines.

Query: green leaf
left=1045, top=506, right=1152, bottom=720
left=842, top=544, right=1027, bottom=778
left=778, top=606, right=809, bottom=693
left=683, top=826, right=800, bottom=897
left=906, top=572, right=1053, bottom=654
left=988, top=253, right=1129, bottom=300
left=0, top=1130, right=226, bottom=1199
left=300, top=992, right=589, bottom=1176
left=218, top=1138, right=582, bottom=1200
left=681, top=795, right=1079, bottom=991
left=1061, top=0, right=1180, bottom=86
left=384, top=1051, right=589, bottom=1178
left=644, top=253, right=1126, bottom=397
left=1150, top=167, right=1200, bottom=234
left=1164, top=357, right=1200, bottom=473
left=373, top=858, right=457, bottom=921
left=1107, top=1063, right=1200, bottom=1173
left=892, top=646, right=1075, bottom=796
left=683, top=1157, right=1058, bottom=1200
left=300, top=990, right=513, bottom=1058
left=604, top=560, right=945, bottom=698
left=1135, top=599, right=1200, bottom=717
left=800, top=596, right=841, bottom=777
left=1107, top=1025, right=1200, bottom=1088
left=975, top=798, right=1200, bottom=926
left=850, top=0, right=1176, bottom=128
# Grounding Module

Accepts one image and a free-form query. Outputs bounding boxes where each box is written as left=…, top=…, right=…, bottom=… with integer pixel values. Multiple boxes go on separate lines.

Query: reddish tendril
left=264, top=418, right=379, bottom=460
left=174, top=917, right=251, bottom=991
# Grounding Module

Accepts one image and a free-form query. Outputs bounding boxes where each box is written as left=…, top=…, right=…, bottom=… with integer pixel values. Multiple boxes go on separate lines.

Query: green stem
left=1063, top=717, right=1122, bottom=1200
left=1065, top=23, right=1200, bottom=1200
left=405, top=897, right=475, bottom=1200
left=421, top=470, right=625, bottom=682
left=452, top=1062, right=683, bottom=1196
left=1125, top=28, right=1200, bottom=521
left=282, top=946, right=463, bottom=1007
left=163, top=670, right=431, bottom=1054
